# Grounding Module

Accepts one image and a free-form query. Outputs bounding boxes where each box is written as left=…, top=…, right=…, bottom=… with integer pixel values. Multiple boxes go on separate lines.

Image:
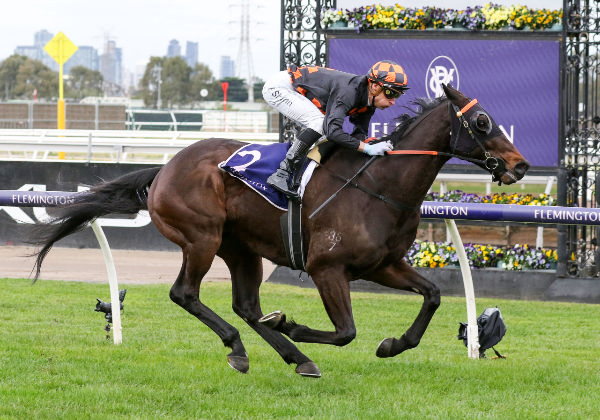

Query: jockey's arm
left=323, top=100, right=370, bottom=151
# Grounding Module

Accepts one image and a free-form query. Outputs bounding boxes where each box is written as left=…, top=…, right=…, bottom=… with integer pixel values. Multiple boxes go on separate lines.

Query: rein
left=308, top=156, right=378, bottom=219
left=313, top=163, right=421, bottom=215
left=309, top=97, right=509, bottom=217
left=386, top=149, right=491, bottom=167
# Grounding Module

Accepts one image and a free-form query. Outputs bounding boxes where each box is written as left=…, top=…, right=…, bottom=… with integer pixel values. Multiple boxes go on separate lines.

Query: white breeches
left=262, top=70, right=325, bottom=135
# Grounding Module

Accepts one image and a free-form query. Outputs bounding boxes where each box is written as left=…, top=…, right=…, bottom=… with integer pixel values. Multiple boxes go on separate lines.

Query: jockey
left=262, top=60, right=409, bottom=198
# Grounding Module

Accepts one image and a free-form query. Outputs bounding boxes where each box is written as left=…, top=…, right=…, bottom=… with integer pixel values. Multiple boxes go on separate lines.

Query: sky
left=1, top=0, right=562, bottom=84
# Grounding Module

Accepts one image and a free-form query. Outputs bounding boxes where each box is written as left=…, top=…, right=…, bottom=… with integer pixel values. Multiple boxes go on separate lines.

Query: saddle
left=219, top=142, right=332, bottom=271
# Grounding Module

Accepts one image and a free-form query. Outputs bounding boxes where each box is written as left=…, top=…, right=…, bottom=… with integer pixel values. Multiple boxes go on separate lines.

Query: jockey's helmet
left=366, top=60, right=409, bottom=97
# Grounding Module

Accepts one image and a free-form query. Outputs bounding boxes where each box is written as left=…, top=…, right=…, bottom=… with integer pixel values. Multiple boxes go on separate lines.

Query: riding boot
left=267, top=128, right=322, bottom=198
left=267, top=140, right=310, bottom=198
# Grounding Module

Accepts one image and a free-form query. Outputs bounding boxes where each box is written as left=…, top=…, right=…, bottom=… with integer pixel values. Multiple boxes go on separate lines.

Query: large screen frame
left=326, top=30, right=563, bottom=172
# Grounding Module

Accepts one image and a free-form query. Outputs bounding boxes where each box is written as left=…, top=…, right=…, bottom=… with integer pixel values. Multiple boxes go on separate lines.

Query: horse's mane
left=389, top=96, right=448, bottom=141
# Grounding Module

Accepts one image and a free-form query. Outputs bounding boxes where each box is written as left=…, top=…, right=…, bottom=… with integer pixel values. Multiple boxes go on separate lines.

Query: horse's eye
left=471, top=112, right=491, bottom=135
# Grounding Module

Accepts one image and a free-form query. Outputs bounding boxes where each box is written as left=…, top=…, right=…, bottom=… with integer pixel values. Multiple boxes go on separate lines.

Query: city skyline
left=11, top=30, right=246, bottom=91
left=1, top=0, right=278, bottom=86
left=2, top=0, right=562, bottom=90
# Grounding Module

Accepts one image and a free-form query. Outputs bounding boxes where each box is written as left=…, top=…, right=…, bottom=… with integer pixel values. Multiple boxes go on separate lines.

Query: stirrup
left=268, top=176, right=300, bottom=198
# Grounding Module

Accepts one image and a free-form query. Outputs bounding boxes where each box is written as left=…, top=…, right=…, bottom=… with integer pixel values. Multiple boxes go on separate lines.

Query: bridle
left=447, top=99, right=507, bottom=181
left=387, top=98, right=512, bottom=183
left=309, top=97, right=514, bottom=218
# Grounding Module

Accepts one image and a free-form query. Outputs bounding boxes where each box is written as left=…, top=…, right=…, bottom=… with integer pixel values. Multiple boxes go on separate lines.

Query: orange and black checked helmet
left=366, top=60, right=409, bottom=92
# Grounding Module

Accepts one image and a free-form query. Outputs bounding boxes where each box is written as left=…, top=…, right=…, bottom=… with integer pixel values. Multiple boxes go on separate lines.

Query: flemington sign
left=0, top=187, right=150, bottom=228
left=420, top=202, right=600, bottom=225
left=6, top=190, right=76, bottom=207
left=2, top=189, right=600, bottom=227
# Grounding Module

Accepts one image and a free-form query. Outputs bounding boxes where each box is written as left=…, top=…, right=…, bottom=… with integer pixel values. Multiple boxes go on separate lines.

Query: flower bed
left=425, top=190, right=555, bottom=205
left=406, top=240, right=558, bottom=270
left=408, top=190, right=558, bottom=270
left=322, top=3, right=562, bottom=32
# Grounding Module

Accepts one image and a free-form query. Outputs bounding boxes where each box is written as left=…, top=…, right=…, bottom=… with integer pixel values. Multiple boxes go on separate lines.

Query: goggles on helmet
left=378, top=83, right=404, bottom=99
left=381, top=85, right=404, bottom=99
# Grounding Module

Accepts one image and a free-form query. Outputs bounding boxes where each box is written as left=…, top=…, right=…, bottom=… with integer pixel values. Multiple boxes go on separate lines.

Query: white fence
left=125, top=109, right=272, bottom=133
left=0, top=129, right=557, bottom=190
left=0, top=129, right=558, bottom=247
left=0, top=129, right=279, bottom=164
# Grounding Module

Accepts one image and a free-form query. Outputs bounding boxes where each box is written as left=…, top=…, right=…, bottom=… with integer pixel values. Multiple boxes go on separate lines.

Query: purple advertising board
left=328, top=35, right=560, bottom=168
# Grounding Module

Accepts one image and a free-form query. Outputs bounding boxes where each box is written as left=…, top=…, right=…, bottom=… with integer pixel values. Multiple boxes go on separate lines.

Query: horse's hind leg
left=363, top=259, right=441, bottom=358
left=219, top=244, right=321, bottom=377
left=260, top=264, right=357, bottom=347
left=169, top=244, right=249, bottom=373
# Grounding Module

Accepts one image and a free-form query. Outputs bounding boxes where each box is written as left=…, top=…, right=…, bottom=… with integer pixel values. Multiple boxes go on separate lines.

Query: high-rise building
left=185, top=41, right=198, bottom=68
left=15, top=29, right=58, bottom=71
left=14, top=30, right=99, bottom=75
left=99, top=39, right=123, bottom=92
left=64, top=46, right=99, bottom=73
left=14, top=45, right=43, bottom=61
left=167, top=40, right=181, bottom=58
left=220, top=55, right=235, bottom=79
left=33, top=30, right=53, bottom=49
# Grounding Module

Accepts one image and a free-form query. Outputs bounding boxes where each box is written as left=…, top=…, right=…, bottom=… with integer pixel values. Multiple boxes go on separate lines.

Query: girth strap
left=280, top=198, right=306, bottom=271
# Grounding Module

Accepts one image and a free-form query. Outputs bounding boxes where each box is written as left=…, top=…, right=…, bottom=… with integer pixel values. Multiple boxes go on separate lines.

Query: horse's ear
left=442, top=83, right=458, bottom=99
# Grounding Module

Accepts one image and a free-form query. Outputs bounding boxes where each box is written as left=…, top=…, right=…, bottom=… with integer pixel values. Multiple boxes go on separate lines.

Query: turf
left=1, top=278, right=599, bottom=419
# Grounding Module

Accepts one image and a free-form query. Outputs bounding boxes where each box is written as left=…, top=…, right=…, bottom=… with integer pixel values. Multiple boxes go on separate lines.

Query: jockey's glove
left=363, top=141, right=393, bottom=156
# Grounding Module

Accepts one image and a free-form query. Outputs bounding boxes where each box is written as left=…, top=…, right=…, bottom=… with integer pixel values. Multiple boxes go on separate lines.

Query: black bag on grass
left=458, top=307, right=506, bottom=358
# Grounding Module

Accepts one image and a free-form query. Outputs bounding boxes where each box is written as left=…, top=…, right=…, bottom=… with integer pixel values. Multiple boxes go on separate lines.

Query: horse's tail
left=30, top=167, right=162, bottom=282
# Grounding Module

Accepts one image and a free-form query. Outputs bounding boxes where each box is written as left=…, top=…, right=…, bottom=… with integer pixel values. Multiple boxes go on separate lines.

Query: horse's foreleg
left=169, top=244, right=249, bottom=373
left=260, top=265, right=357, bottom=347
left=220, top=245, right=320, bottom=377
left=363, top=259, right=441, bottom=358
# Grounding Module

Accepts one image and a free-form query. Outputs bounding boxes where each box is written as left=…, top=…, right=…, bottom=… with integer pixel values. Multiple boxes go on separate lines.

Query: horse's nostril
left=514, top=160, right=530, bottom=178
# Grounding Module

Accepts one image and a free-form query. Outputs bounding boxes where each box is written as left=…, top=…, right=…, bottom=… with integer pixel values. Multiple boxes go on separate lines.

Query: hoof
left=259, top=310, right=285, bottom=329
left=376, top=337, right=395, bottom=358
left=227, top=354, right=249, bottom=374
left=295, top=361, right=321, bottom=378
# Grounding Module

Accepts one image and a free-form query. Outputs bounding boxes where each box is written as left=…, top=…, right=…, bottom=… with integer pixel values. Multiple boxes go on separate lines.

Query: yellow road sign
left=44, top=32, right=78, bottom=65
left=44, top=31, right=77, bottom=133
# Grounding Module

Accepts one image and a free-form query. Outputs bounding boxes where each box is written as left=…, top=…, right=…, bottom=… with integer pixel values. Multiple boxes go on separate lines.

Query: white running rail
left=0, top=129, right=279, bottom=163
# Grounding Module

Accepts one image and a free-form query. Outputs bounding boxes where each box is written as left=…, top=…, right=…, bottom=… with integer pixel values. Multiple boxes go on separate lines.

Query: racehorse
left=31, top=84, right=529, bottom=378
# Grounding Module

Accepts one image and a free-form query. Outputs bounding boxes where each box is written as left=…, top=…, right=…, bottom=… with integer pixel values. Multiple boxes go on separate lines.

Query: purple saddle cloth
left=218, top=142, right=293, bottom=210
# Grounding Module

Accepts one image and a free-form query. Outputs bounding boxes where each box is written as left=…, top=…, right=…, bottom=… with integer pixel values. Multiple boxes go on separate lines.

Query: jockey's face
left=368, top=81, right=396, bottom=110
left=373, top=90, right=396, bottom=109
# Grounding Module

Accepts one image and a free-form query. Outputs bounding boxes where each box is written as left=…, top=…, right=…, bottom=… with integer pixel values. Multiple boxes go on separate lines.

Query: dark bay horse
left=31, top=84, right=529, bottom=377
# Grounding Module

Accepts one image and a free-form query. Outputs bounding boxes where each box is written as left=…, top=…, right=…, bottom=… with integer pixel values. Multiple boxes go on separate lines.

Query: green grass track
left=1, top=278, right=599, bottom=419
